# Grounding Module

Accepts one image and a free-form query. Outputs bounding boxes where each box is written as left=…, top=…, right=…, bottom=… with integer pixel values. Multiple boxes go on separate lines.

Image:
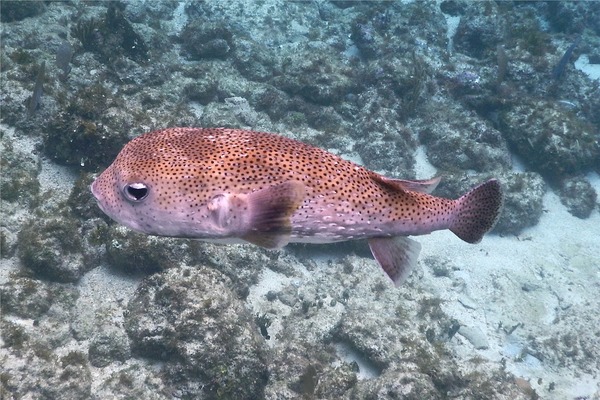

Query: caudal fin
left=450, top=179, right=503, bottom=244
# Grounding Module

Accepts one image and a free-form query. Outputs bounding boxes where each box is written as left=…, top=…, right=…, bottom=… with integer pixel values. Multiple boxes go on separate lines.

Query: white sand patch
left=575, top=54, right=600, bottom=81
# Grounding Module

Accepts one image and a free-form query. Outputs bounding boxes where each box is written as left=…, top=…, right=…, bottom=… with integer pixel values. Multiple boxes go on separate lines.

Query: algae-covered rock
left=105, top=225, right=193, bottom=275
left=0, top=139, right=40, bottom=205
left=558, top=176, right=597, bottom=218
left=272, top=45, right=358, bottom=106
left=180, top=21, right=234, bottom=59
left=499, top=99, right=599, bottom=177
left=0, top=277, right=54, bottom=318
left=88, top=326, right=131, bottom=368
left=43, top=84, right=130, bottom=170
left=0, top=1, right=45, bottom=22
left=419, top=104, right=512, bottom=173
left=125, top=266, right=269, bottom=398
left=492, top=171, right=546, bottom=235
left=18, top=216, right=86, bottom=283
left=1, top=349, right=92, bottom=400
left=350, top=367, right=441, bottom=400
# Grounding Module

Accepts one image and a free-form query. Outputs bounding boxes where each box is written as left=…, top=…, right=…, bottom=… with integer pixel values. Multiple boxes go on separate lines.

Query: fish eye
left=123, top=182, right=149, bottom=202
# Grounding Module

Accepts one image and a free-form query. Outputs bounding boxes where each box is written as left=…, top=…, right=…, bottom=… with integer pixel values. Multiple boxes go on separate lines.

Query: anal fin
left=368, top=236, right=421, bottom=287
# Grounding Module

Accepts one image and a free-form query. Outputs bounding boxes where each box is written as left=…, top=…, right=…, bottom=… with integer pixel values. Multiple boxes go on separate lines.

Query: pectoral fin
left=368, top=236, right=421, bottom=287
left=241, top=181, right=305, bottom=249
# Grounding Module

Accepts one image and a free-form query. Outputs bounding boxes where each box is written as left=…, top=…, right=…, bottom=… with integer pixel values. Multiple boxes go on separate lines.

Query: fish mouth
left=90, top=179, right=100, bottom=200
left=89, top=179, right=107, bottom=214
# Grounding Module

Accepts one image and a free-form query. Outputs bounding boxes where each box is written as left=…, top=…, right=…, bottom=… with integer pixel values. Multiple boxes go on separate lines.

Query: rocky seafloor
left=1, top=1, right=599, bottom=399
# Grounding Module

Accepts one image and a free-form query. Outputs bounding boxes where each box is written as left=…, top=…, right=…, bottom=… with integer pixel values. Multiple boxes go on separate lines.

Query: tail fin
left=450, top=179, right=503, bottom=243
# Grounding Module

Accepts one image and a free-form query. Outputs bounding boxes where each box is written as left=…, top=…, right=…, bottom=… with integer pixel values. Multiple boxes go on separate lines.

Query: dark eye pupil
left=126, top=184, right=148, bottom=201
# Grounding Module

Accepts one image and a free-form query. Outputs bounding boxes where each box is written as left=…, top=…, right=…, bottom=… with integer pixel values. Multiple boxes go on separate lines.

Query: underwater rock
left=180, top=21, right=234, bottom=59
left=182, top=79, right=218, bottom=105
left=193, top=243, right=270, bottom=300
left=546, top=2, right=596, bottom=35
left=349, top=368, right=440, bottom=399
left=558, top=176, right=597, bottom=218
left=92, top=365, right=165, bottom=399
left=252, top=86, right=291, bottom=121
left=0, top=139, right=40, bottom=205
left=68, top=174, right=108, bottom=220
left=199, top=101, right=244, bottom=128
left=265, top=342, right=336, bottom=398
left=18, top=216, right=87, bottom=283
left=43, top=84, right=130, bottom=170
left=314, top=362, right=358, bottom=398
left=233, top=38, right=278, bottom=82
left=124, top=266, right=269, bottom=398
left=2, top=348, right=92, bottom=400
left=88, top=326, right=131, bottom=368
left=453, top=4, right=504, bottom=59
left=350, top=19, right=379, bottom=59
left=272, top=45, right=358, bottom=106
left=1, top=226, right=18, bottom=258
left=0, top=277, right=54, bottom=319
left=356, top=127, right=415, bottom=175
left=494, top=171, right=546, bottom=235
left=106, top=225, right=193, bottom=275
left=0, top=1, right=45, bottom=22
left=498, top=99, right=600, bottom=177
left=419, top=104, right=511, bottom=173
left=71, top=2, right=149, bottom=64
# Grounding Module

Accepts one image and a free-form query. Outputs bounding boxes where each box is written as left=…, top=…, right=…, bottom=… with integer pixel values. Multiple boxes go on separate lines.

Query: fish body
left=91, top=128, right=503, bottom=286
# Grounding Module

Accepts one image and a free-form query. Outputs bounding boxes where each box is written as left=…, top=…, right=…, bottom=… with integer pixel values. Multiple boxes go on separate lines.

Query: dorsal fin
left=370, top=173, right=441, bottom=194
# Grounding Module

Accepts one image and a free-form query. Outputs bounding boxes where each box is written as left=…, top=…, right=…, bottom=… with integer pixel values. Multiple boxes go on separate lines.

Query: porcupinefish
left=91, top=128, right=503, bottom=286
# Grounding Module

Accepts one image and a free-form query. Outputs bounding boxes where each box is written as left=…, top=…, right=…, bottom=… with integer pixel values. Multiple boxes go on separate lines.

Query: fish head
left=90, top=132, right=200, bottom=237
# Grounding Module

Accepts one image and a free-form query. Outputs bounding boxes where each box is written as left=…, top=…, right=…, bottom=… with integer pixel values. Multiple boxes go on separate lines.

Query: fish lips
left=90, top=178, right=109, bottom=215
